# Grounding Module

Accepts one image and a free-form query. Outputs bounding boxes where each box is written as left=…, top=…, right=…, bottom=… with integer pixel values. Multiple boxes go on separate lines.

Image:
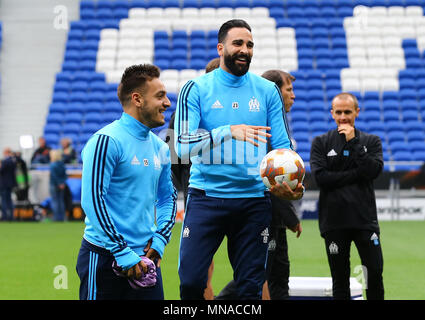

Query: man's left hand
left=144, top=239, right=161, bottom=267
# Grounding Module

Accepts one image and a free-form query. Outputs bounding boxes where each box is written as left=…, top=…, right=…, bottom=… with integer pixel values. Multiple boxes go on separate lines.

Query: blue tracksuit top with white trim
left=81, top=112, right=177, bottom=270
left=174, top=67, right=292, bottom=198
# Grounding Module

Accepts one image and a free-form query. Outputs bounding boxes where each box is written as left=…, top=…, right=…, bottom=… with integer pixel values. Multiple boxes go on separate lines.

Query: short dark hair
left=332, top=92, right=359, bottom=109
left=117, top=64, right=160, bottom=106
left=218, top=19, right=251, bottom=43
left=261, top=70, right=295, bottom=88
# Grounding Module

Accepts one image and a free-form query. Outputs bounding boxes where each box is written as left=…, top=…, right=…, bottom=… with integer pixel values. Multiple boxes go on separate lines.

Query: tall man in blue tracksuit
left=174, top=19, right=303, bottom=300
left=76, top=64, right=177, bottom=300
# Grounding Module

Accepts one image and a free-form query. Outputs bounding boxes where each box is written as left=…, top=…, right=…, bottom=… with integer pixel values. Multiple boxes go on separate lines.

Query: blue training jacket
left=81, top=112, right=177, bottom=270
left=174, top=67, right=292, bottom=198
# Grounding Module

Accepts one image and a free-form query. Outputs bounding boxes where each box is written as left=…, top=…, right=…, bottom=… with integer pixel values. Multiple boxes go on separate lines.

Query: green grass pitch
left=0, top=220, right=424, bottom=300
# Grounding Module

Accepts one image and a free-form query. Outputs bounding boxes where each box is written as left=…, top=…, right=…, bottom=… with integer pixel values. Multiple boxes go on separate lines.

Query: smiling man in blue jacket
left=76, top=64, right=177, bottom=300
left=174, top=19, right=301, bottom=300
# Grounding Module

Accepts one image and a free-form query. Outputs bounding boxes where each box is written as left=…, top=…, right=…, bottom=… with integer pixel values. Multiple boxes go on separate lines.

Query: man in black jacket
left=310, top=92, right=384, bottom=300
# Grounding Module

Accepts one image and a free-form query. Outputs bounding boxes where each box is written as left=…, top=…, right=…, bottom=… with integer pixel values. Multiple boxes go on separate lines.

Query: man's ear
left=217, top=43, right=224, bottom=57
left=132, top=92, right=144, bottom=107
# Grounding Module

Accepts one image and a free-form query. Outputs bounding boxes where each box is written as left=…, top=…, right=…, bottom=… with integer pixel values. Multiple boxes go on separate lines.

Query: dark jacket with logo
left=310, top=128, right=383, bottom=236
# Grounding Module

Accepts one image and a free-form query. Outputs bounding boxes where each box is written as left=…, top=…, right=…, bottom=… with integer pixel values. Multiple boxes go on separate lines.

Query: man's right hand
left=230, top=124, right=271, bottom=147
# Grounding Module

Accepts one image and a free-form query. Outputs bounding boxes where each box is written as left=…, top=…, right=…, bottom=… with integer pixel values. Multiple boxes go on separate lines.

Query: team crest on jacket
left=249, top=97, right=260, bottom=112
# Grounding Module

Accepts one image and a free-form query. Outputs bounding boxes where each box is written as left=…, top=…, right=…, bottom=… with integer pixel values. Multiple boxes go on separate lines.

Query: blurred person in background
left=49, top=149, right=67, bottom=221
left=13, top=151, right=30, bottom=202
left=310, top=92, right=384, bottom=300
left=60, top=137, right=77, bottom=164
left=0, top=147, right=17, bottom=221
left=31, top=136, right=51, bottom=164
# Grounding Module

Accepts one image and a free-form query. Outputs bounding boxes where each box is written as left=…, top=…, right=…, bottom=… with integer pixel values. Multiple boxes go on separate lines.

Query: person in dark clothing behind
left=49, top=149, right=67, bottom=221
left=310, top=92, right=384, bottom=300
left=31, top=136, right=51, bottom=164
left=0, top=147, right=17, bottom=221
left=166, top=57, right=221, bottom=209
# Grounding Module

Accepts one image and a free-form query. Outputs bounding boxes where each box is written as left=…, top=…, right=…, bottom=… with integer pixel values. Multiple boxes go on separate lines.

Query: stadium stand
left=42, top=0, right=425, bottom=170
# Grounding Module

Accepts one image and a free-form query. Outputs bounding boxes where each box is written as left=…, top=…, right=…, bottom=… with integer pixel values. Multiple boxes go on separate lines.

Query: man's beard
left=224, top=52, right=251, bottom=76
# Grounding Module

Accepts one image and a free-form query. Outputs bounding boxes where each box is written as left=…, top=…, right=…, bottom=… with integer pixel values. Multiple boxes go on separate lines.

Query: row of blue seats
left=69, top=17, right=347, bottom=31
left=79, top=0, right=425, bottom=10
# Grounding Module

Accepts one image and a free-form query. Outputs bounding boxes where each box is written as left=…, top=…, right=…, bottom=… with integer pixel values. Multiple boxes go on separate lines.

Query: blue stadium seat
left=363, top=100, right=380, bottom=112
left=387, top=131, right=405, bottom=143
left=287, top=7, right=305, bottom=18
left=406, top=58, right=423, bottom=69
left=44, top=133, right=60, bottom=147
left=65, top=113, right=83, bottom=124
left=82, top=122, right=102, bottom=134
left=290, top=111, right=306, bottom=123
left=54, top=81, right=71, bottom=93
left=89, top=81, right=108, bottom=92
left=363, top=110, right=381, bottom=122
left=80, top=8, right=96, bottom=20
left=269, top=7, right=285, bottom=19
left=408, top=141, right=425, bottom=153
left=412, top=151, right=425, bottom=161
left=401, top=99, right=418, bottom=111
left=155, top=59, right=171, bottom=70
left=392, top=150, right=413, bottom=164
left=170, top=48, right=187, bottom=60
left=382, top=91, right=399, bottom=101
left=171, top=59, right=189, bottom=70
left=291, top=121, right=309, bottom=133
left=63, top=123, right=81, bottom=135
left=189, top=59, right=207, bottom=69
left=331, top=37, right=346, bottom=49
left=105, top=102, right=121, bottom=113
left=97, top=0, right=113, bottom=9
left=46, top=113, right=63, bottom=125
left=405, top=120, right=424, bottom=132
left=403, top=110, right=419, bottom=122
left=199, top=0, right=216, bottom=8
left=172, top=38, right=188, bottom=50
left=400, top=78, right=416, bottom=90
left=305, top=6, right=321, bottom=18
left=366, top=121, right=385, bottom=132
left=296, top=142, right=311, bottom=154
left=383, top=100, right=399, bottom=112
left=385, top=121, right=404, bottom=133
left=44, top=123, right=62, bottom=135
left=418, top=88, right=425, bottom=100
left=399, top=89, right=417, bottom=100
left=292, top=131, right=310, bottom=143
left=309, top=111, right=327, bottom=123
left=407, top=130, right=425, bottom=142
left=84, top=112, right=101, bottom=124
left=102, top=112, right=121, bottom=123
left=383, top=110, right=400, bottom=122
left=86, top=102, right=103, bottom=113
left=66, top=102, right=85, bottom=113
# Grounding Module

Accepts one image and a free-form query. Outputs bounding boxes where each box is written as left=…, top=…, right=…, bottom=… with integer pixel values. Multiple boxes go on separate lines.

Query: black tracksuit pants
left=323, top=229, right=384, bottom=300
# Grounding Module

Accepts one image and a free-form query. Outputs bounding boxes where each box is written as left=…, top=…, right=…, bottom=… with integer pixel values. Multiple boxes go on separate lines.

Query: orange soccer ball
left=260, top=148, right=305, bottom=190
